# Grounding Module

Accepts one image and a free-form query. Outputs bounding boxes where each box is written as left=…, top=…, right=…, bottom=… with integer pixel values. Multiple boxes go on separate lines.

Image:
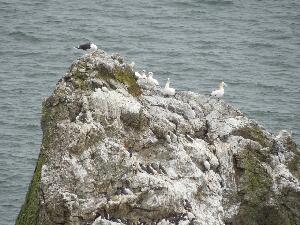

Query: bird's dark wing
left=77, top=43, right=90, bottom=50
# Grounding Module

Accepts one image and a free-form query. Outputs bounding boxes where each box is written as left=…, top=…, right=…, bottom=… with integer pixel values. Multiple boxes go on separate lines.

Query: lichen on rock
left=16, top=50, right=300, bottom=225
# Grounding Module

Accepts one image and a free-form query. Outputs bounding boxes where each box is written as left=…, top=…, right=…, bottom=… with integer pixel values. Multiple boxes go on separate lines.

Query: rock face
left=16, top=50, right=300, bottom=225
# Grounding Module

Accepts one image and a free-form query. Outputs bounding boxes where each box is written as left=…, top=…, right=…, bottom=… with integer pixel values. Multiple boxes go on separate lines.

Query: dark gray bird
left=74, top=42, right=98, bottom=51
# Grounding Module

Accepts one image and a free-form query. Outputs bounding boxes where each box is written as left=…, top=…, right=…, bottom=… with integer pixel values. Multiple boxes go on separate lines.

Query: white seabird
left=162, top=78, right=175, bottom=96
left=147, top=72, right=159, bottom=86
left=134, top=70, right=147, bottom=79
left=134, top=71, right=142, bottom=79
left=141, top=70, right=147, bottom=79
left=211, top=81, right=227, bottom=98
left=74, top=42, right=98, bottom=52
left=203, top=160, right=210, bottom=171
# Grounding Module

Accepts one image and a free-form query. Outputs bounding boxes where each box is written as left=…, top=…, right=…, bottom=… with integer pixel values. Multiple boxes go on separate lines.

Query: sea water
left=0, top=0, right=299, bottom=224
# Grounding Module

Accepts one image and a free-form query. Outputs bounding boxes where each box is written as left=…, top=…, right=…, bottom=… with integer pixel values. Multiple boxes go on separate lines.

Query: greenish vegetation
left=232, top=125, right=270, bottom=147
left=113, top=66, right=141, bottom=96
left=72, top=59, right=142, bottom=96
left=234, top=146, right=273, bottom=224
left=241, top=147, right=272, bottom=204
left=73, top=69, right=89, bottom=90
left=15, top=98, right=61, bottom=225
left=15, top=152, right=45, bottom=225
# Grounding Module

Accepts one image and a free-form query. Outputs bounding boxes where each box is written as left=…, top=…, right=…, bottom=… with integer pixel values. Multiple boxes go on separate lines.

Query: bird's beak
left=224, top=83, right=228, bottom=87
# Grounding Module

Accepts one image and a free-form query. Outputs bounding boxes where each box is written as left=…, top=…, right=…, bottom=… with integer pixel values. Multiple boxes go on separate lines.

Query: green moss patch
left=72, top=68, right=89, bottom=90
left=15, top=152, right=46, bottom=225
left=233, top=144, right=300, bottom=224
left=71, top=60, right=141, bottom=96
left=15, top=99, right=57, bottom=225
left=232, top=125, right=270, bottom=147
left=240, top=147, right=272, bottom=203
left=233, top=146, right=273, bottom=224
left=113, top=66, right=141, bottom=96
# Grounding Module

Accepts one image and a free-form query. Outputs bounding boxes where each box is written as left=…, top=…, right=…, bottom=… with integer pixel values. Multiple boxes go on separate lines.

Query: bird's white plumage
left=162, top=78, right=175, bottom=96
left=141, top=70, right=147, bottom=79
left=101, top=86, right=109, bottom=92
left=134, top=71, right=142, bottom=79
left=211, top=88, right=224, bottom=98
left=134, top=70, right=147, bottom=79
left=211, top=81, right=227, bottom=98
left=74, top=42, right=98, bottom=52
left=204, top=160, right=210, bottom=171
left=89, top=43, right=98, bottom=51
left=122, top=188, right=134, bottom=195
left=147, top=72, right=159, bottom=86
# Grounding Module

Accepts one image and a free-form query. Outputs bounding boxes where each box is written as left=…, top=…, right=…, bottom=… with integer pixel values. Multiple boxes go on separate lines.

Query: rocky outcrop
left=16, top=50, right=300, bottom=225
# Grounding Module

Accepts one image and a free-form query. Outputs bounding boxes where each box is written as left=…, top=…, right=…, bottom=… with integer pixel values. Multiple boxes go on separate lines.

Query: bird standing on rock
left=147, top=72, right=159, bottom=86
left=141, top=70, right=147, bottom=79
left=211, top=81, right=227, bottom=99
left=74, top=42, right=98, bottom=52
left=162, top=78, right=175, bottom=96
left=134, top=70, right=147, bottom=79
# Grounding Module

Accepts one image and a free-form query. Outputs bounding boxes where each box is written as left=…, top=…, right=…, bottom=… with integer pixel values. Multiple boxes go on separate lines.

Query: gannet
left=147, top=72, right=159, bottom=85
left=74, top=42, right=98, bottom=52
left=141, top=70, right=147, bottom=79
left=211, top=81, right=227, bottom=98
left=162, top=78, right=175, bottom=96
left=134, top=70, right=145, bottom=79
left=134, top=70, right=147, bottom=79
left=134, top=71, right=142, bottom=79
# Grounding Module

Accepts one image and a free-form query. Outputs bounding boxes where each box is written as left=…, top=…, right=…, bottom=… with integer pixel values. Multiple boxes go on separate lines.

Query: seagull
left=211, top=81, right=227, bottom=99
left=134, top=71, right=142, bottom=79
left=162, top=78, right=175, bottom=96
left=147, top=72, right=159, bottom=86
left=74, top=42, right=98, bottom=52
left=141, top=70, right=147, bottom=79
left=134, top=70, right=147, bottom=79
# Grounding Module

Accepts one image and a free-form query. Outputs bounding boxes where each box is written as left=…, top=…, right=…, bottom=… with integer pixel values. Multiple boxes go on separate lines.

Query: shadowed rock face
left=16, top=50, right=300, bottom=225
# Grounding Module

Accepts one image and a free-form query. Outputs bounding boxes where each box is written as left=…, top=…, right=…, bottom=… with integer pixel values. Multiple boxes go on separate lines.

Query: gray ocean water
left=0, top=0, right=299, bottom=224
